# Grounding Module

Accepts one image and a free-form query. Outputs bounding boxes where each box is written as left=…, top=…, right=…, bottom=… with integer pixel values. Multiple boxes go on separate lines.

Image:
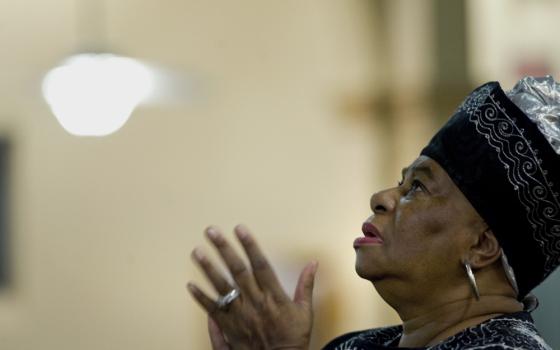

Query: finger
left=293, top=261, right=318, bottom=307
left=191, top=247, right=233, bottom=295
left=208, top=316, right=230, bottom=350
left=186, top=282, right=219, bottom=315
left=205, top=226, right=260, bottom=300
left=234, top=224, right=286, bottom=301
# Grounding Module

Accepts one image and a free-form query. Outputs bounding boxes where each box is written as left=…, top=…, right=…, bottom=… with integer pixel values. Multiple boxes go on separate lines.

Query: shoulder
left=322, top=325, right=402, bottom=350
left=430, top=312, right=552, bottom=350
left=322, top=312, right=551, bottom=350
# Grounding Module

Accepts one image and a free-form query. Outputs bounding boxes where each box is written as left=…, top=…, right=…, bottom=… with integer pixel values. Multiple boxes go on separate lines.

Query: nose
left=370, top=188, right=397, bottom=214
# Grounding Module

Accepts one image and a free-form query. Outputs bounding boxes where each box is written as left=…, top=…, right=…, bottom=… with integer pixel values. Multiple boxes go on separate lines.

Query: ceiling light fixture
left=41, top=0, right=155, bottom=137
left=42, top=53, right=154, bottom=136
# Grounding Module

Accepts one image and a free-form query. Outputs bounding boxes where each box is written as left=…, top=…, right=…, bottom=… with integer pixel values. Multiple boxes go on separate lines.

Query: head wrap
left=420, top=76, right=560, bottom=298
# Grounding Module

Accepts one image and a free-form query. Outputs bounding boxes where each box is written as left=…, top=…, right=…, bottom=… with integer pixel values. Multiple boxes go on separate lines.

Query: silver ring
left=216, top=288, right=240, bottom=310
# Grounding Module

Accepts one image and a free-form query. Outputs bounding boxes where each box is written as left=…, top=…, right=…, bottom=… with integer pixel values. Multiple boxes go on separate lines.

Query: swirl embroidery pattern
left=434, top=316, right=552, bottom=350
left=332, top=327, right=401, bottom=350
left=459, top=86, right=560, bottom=278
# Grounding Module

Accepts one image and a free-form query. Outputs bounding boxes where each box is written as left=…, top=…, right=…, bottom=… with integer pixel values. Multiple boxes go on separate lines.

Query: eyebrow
left=401, top=165, right=435, bottom=181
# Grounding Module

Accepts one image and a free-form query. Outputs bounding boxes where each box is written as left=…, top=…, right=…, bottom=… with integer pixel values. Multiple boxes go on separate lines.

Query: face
left=355, top=156, right=486, bottom=299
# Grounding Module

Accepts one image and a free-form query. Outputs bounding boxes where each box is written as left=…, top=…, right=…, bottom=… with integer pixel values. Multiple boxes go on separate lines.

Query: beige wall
left=467, top=0, right=560, bottom=87
left=0, top=1, right=407, bottom=349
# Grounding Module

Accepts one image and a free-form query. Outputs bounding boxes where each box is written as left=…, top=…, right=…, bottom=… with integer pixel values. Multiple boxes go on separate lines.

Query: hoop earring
left=463, top=261, right=480, bottom=301
left=500, top=249, right=519, bottom=297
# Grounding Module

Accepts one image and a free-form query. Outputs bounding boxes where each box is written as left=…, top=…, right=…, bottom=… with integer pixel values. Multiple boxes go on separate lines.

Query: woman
left=187, top=76, right=559, bottom=349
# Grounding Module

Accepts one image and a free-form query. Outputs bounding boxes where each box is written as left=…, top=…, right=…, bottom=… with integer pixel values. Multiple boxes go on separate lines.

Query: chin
left=355, top=261, right=385, bottom=282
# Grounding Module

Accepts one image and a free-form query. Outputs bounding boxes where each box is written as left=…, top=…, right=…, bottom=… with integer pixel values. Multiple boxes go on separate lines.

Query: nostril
left=370, top=190, right=395, bottom=213
left=374, top=204, right=386, bottom=213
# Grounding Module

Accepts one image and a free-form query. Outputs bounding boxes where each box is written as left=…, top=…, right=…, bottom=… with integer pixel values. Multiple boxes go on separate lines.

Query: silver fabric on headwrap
left=500, top=75, right=560, bottom=297
left=502, top=75, right=560, bottom=292
left=506, top=76, right=560, bottom=155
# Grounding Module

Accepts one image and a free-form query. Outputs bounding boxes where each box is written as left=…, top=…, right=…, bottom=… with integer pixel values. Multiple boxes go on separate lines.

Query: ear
left=468, top=229, right=502, bottom=269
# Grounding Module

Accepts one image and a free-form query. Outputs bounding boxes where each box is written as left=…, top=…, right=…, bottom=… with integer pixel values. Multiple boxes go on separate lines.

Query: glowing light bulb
left=42, top=53, right=154, bottom=136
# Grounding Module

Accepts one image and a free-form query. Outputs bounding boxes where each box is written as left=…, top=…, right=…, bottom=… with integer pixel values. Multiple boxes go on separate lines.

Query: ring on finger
left=216, top=288, right=240, bottom=310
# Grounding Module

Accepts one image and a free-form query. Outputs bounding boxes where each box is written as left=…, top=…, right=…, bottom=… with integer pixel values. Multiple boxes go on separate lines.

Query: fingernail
left=206, top=227, right=219, bottom=239
left=186, top=282, right=197, bottom=293
left=192, top=247, right=205, bottom=261
left=311, top=260, right=319, bottom=274
left=235, top=224, right=249, bottom=239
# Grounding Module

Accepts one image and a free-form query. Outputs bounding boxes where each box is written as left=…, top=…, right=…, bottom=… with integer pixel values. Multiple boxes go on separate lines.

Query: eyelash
left=398, top=179, right=425, bottom=194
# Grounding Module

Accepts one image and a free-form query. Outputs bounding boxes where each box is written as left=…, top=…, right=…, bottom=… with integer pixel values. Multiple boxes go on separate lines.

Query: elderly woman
left=187, top=76, right=559, bottom=349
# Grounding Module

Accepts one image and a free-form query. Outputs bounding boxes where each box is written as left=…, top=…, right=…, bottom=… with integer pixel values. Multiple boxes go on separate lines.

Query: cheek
left=392, top=202, right=457, bottom=258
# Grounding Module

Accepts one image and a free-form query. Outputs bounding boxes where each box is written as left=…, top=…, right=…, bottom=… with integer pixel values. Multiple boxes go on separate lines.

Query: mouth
left=362, top=222, right=383, bottom=240
left=354, top=222, right=384, bottom=248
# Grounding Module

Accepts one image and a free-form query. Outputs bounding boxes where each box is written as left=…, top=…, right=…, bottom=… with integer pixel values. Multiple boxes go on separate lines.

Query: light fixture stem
left=75, top=0, right=108, bottom=52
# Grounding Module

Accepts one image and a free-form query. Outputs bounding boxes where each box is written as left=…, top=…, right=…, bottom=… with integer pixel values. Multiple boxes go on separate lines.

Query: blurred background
left=0, top=0, right=559, bottom=349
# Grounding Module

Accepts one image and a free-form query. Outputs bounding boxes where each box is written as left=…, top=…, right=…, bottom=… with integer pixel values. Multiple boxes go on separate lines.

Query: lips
left=362, top=222, right=383, bottom=240
left=354, top=222, right=384, bottom=248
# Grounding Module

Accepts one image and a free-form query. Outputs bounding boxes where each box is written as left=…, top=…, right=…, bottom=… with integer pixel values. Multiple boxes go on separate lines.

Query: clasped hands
left=187, top=225, right=319, bottom=350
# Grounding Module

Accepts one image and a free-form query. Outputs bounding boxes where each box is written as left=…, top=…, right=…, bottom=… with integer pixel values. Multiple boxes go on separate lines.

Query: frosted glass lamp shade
left=42, top=53, right=154, bottom=136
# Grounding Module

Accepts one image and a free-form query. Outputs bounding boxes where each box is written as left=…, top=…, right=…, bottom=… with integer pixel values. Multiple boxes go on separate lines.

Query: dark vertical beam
left=432, top=0, right=472, bottom=122
left=434, top=0, right=468, bottom=85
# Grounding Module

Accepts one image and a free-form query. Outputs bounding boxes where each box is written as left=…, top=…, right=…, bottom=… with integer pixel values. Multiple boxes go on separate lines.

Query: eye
left=405, top=179, right=425, bottom=195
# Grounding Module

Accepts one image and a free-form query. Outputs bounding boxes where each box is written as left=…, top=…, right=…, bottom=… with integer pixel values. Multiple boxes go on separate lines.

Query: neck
left=397, top=295, right=523, bottom=348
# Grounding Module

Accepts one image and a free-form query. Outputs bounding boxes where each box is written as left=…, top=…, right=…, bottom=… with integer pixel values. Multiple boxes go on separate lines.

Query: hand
left=187, top=225, right=318, bottom=350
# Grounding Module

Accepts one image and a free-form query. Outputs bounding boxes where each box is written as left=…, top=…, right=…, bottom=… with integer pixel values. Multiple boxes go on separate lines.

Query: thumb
left=293, top=260, right=319, bottom=307
left=207, top=316, right=230, bottom=350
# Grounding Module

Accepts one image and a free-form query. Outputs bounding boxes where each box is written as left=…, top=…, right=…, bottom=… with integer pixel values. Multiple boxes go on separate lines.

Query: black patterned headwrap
left=421, top=81, right=560, bottom=298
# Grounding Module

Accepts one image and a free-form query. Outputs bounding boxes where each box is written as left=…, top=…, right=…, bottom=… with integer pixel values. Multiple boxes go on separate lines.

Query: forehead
left=402, top=155, right=438, bottom=177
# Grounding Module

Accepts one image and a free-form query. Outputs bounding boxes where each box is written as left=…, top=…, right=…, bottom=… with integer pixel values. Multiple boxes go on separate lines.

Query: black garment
left=322, top=311, right=551, bottom=350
